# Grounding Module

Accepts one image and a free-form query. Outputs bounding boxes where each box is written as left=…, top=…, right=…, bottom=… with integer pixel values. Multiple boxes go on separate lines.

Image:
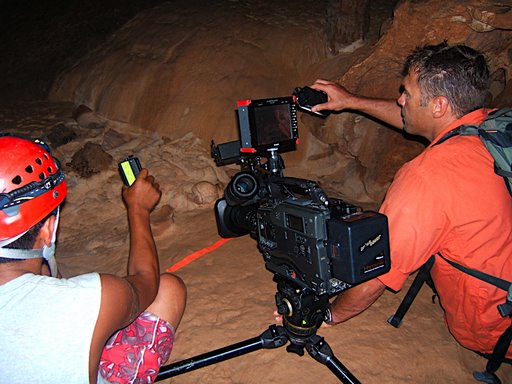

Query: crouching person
left=0, top=134, right=186, bottom=383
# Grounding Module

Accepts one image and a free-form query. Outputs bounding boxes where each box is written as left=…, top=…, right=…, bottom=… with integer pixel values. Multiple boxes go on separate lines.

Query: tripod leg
left=473, top=324, right=512, bottom=384
left=306, top=335, right=361, bottom=384
left=155, top=325, right=288, bottom=381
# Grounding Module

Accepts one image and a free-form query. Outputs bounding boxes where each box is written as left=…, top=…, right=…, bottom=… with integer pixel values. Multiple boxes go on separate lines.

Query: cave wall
left=313, top=0, right=512, bottom=204
left=49, top=0, right=512, bottom=206
left=49, top=1, right=331, bottom=145
left=0, top=0, right=168, bottom=104
left=325, top=0, right=371, bottom=54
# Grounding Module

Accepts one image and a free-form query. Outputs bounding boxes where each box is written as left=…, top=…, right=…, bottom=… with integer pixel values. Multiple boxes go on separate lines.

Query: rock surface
left=49, top=0, right=512, bottom=205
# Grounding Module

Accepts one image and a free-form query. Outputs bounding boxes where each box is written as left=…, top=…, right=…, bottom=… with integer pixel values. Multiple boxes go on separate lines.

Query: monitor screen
left=252, top=103, right=293, bottom=147
left=237, top=96, right=298, bottom=153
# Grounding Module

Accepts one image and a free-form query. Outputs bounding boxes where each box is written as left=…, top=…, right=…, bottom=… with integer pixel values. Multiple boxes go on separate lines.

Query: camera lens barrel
left=225, top=172, right=259, bottom=206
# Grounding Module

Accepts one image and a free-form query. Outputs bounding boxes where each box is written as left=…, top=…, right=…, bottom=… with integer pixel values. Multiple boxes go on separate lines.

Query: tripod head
left=274, top=275, right=329, bottom=355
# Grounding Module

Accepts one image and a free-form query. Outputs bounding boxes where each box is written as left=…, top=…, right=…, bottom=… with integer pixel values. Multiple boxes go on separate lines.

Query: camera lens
left=232, top=173, right=258, bottom=197
left=235, top=176, right=255, bottom=195
left=225, top=172, right=259, bottom=205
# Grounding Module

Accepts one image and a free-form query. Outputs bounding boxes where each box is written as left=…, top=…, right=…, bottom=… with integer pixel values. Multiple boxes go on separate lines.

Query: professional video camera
left=156, top=91, right=391, bottom=384
left=211, top=94, right=391, bottom=297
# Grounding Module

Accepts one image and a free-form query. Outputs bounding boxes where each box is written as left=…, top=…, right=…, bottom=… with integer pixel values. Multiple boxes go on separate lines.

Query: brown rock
left=45, top=123, right=77, bottom=148
left=189, top=181, right=221, bottom=205
left=68, top=142, right=113, bottom=177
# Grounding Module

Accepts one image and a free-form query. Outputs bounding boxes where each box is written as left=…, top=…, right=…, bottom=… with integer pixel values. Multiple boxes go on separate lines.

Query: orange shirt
left=378, top=108, right=512, bottom=356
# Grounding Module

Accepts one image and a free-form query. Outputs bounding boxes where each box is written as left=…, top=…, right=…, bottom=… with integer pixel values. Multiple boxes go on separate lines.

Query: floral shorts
left=98, top=311, right=175, bottom=384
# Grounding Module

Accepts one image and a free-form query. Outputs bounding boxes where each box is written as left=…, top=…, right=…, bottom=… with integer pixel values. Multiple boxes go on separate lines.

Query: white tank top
left=0, top=272, right=101, bottom=383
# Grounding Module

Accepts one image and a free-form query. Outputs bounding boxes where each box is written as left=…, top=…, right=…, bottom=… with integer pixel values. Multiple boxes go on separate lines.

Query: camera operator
left=0, top=135, right=186, bottom=383
left=310, top=43, right=512, bottom=372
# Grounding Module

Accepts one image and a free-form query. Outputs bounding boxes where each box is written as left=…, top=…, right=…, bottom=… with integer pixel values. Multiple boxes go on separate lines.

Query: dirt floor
left=1, top=100, right=508, bottom=384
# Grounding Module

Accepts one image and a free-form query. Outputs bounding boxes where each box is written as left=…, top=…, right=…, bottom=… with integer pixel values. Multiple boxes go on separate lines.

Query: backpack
left=436, top=107, right=512, bottom=195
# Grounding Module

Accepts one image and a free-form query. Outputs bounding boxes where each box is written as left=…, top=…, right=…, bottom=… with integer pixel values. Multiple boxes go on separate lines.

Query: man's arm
left=122, top=168, right=162, bottom=320
left=310, top=79, right=404, bottom=130
left=328, top=278, right=386, bottom=324
left=89, top=169, right=162, bottom=379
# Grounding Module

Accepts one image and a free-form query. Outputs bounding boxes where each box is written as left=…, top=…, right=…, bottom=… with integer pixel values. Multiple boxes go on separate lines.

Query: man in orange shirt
left=310, top=42, right=512, bottom=380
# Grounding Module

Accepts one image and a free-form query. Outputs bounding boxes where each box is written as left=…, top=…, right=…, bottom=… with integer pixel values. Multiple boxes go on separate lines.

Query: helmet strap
left=0, top=230, right=27, bottom=248
left=0, top=208, right=60, bottom=277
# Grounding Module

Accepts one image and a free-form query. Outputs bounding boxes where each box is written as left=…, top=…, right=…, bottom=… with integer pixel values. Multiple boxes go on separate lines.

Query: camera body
left=215, top=174, right=389, bottom=295
left=258, top=190, right=389, bottom=296
left=212, top=94, right=390, bottom=296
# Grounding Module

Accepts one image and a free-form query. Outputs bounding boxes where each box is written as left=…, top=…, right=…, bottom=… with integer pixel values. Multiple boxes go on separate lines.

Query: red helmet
left=0, top=135, right=67, bottom=242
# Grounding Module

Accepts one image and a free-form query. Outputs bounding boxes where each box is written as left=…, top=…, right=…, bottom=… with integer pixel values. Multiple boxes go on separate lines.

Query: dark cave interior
left=0, top=0, right=168, bottom=104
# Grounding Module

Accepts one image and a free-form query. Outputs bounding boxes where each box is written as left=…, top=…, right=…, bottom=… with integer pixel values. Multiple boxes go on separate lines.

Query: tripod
left=155, top=277, right=361, bottom=383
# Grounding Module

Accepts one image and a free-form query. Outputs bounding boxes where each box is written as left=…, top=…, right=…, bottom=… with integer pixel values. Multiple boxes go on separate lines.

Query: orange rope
left=165, top=238, right=233, bottom=272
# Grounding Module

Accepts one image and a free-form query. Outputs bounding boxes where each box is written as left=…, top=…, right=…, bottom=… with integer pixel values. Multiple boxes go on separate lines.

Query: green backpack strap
left=435, top=108, right=512, bottom=195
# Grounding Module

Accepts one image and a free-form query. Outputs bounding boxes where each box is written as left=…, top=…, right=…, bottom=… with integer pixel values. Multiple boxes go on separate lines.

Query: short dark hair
left=402, top=42, right=490, bottom=118
left=0, top=214, right=52, bottom=263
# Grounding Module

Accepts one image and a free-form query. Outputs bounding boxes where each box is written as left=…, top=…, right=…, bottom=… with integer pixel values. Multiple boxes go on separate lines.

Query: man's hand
left=310, top=78, right=404, bottom=129
left=122, top=168, right=161, bottom=214
left=310, top=79, right=358, bottom=113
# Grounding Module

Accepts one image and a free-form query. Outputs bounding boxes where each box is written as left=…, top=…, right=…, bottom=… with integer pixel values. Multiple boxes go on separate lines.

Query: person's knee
left=160, top=273, right=187, bottom=304
left=147, top=273, right=187, bottom=329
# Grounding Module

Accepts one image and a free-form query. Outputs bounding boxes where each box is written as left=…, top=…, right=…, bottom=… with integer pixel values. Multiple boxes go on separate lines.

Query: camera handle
left=155, top=324, right=360, bottom=383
